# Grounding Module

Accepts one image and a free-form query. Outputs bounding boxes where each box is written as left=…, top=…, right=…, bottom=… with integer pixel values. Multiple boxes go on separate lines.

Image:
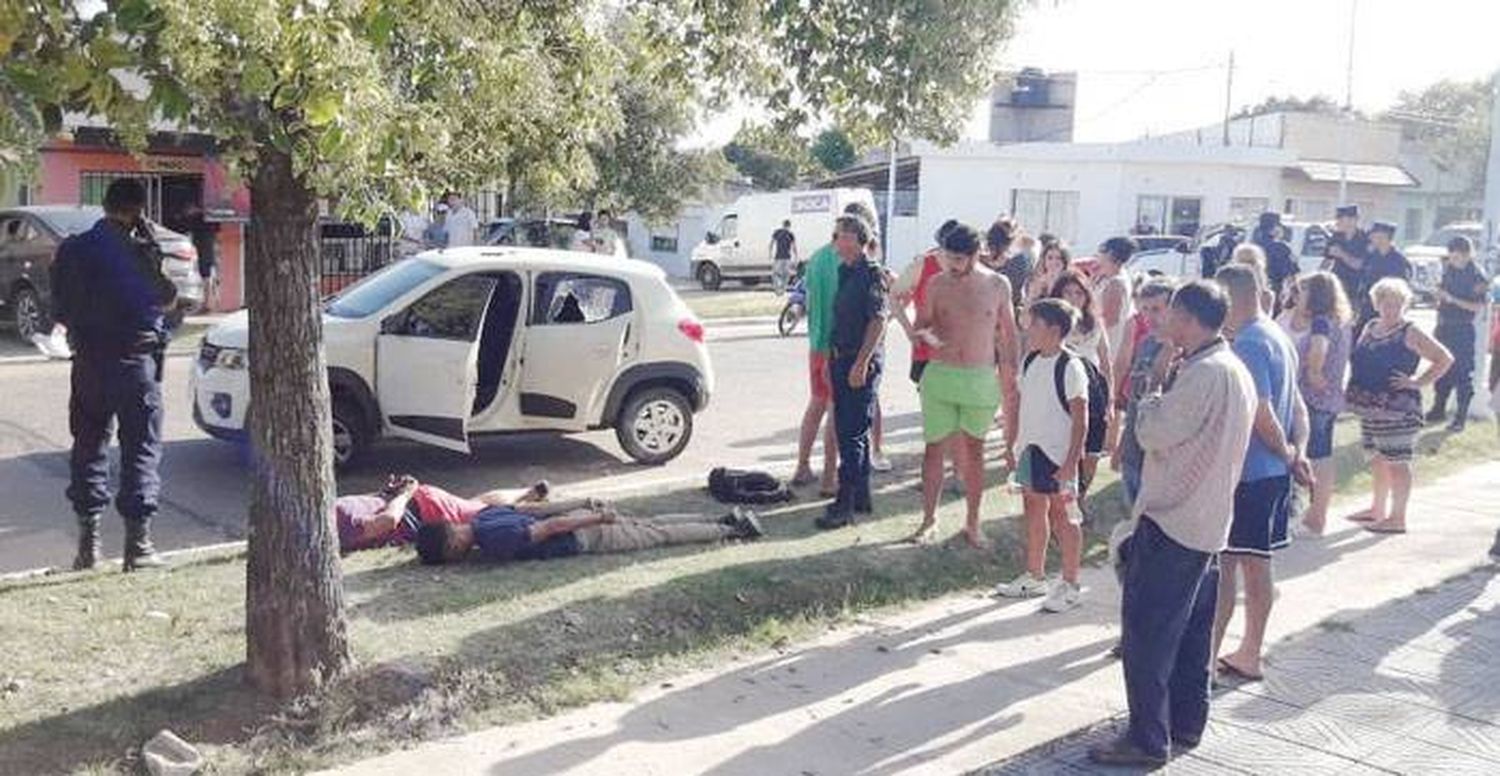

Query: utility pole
left=1338, top=0, right=1358, bottom=204
left=884, top=138, right=898, bottom=260
left=1222, top=50, right=1235, bottom=147
left=1472, top=71, right=1500, bottom=421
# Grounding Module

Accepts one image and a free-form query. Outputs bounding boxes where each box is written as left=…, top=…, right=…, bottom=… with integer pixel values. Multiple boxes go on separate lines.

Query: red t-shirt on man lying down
left=334, top=485, right=487, bottom=552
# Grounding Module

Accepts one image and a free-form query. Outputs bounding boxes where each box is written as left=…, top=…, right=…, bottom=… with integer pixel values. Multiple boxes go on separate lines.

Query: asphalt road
left=0, top=320, right=927, bottom=574
left=0, top=308, right=1440, bottom=575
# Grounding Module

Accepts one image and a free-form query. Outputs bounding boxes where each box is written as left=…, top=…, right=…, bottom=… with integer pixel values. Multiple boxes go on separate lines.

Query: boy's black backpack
left=708, top=467, right=793, bottom=504
left=1023, top=347, right=1109, bottom=443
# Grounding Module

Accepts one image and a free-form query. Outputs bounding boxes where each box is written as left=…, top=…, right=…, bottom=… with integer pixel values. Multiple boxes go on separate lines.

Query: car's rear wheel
left=11, top=285, right=49, bottom=343
left=331, top=398, right=370, bottom=470
left=615, top=387, right=693, bottom=465
left=697, top=262, right=723, bottom=291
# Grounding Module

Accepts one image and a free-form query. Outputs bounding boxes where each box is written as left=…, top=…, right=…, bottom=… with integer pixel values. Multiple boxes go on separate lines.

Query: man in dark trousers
left=1428, top=236, right=1489, bottom=431
left=50, top=179, right=180, bottom=571
left=815, top=213, right=888, bottom=530
left=1324, top=204, right=1367, bottom=307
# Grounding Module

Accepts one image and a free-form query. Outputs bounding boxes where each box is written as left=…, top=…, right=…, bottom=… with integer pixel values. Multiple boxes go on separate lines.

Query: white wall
left=624, top=205, right=712, bottom=278
left=910, top=145, right=1287, bottom=262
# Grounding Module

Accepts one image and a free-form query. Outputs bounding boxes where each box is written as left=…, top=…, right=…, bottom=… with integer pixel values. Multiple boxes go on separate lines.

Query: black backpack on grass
left=708, top=467, right=793, bottom=505
left=1023, top=347, right=1109, bottom=444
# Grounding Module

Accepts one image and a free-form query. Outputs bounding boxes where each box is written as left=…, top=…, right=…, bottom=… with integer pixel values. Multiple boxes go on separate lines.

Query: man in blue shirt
left=415, top=501, right=763, bottom=565
left=1212, top=264, right=1312, bottom=682
left=50, top=179, right=181, bottom=572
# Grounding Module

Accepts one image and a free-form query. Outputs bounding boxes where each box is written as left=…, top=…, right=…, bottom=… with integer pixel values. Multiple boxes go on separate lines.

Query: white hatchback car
left=191, top=247, right=714, bottom=467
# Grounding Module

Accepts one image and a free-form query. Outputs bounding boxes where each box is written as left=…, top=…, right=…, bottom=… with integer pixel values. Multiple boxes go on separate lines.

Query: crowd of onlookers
left=781, top=200, right=1494, bottom=766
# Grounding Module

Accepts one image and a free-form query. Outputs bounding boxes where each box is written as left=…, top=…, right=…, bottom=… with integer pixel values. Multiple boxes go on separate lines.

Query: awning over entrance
left=1286, top=160, right=1418, bottom=187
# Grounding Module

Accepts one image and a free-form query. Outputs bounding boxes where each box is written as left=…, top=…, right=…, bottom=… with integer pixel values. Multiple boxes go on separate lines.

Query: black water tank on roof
left=1012, top=67, right=1051, bottom=107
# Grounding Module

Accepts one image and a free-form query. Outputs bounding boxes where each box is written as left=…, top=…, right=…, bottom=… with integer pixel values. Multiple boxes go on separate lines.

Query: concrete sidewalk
left=324, top=463, right=1500, bottom=776
left=987, top=567, right=1500, bottom=774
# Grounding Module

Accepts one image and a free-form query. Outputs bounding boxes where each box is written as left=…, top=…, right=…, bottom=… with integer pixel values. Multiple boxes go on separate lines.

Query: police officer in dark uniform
left=815, top=213, right=888, bottom=530
left=1357, top=221, right=1412, bottom=330
left=1324, top=204, right=1368, bottom=307
left=50, top=179, right=180, bottom=571
left=1252, top=212, right=1299, bottom=310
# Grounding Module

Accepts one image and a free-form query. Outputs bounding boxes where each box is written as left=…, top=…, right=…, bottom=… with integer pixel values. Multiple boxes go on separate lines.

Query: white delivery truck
left=689, top=188, right=877, bottom=290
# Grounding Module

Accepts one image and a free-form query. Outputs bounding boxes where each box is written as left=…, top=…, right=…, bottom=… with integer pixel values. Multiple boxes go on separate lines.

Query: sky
left=691, top=0, right=1500, bottom=147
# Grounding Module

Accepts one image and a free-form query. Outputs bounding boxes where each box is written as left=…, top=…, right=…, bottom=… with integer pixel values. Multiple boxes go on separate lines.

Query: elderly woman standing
left=1345, top=278, right=1452, bottom=534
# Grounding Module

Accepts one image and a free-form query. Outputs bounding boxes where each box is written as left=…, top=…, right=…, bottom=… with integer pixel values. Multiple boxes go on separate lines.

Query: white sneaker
left=995, top=572, right=1049, bottom=599
left=871, top=453, right=893, bottom=473
left=1042, top=580, right=1083, bottom=613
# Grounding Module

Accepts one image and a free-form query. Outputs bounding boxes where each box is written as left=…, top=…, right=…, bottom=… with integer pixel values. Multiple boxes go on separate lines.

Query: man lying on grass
left=415, top=501, right=765, bottom=566
left=336, top=474, right=552, bottom=554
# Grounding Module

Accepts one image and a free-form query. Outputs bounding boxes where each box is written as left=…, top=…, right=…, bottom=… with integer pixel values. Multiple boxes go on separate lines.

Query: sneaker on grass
left=994, top=572, right=1049, bottom=599
left=1041, top=580, right=1083, bottom=613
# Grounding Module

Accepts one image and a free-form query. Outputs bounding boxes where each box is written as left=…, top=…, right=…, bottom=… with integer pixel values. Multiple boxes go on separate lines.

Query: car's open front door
left=375, top=273, right=498, bottom=453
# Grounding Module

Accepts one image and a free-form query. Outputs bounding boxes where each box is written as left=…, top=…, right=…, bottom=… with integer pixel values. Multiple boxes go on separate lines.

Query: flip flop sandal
left=1345, top=512, right=1376, bottom=523
left=1365, top=523, right=1408, bottom=535
left=1216, top=657, right=1263, bottom=682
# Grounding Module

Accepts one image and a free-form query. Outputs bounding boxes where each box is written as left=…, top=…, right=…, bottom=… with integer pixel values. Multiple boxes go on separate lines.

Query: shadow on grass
left=0, top=666, right=270, bottom=775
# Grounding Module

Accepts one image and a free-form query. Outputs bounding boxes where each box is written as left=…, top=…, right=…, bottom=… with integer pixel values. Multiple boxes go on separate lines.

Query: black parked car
left=0, top=206, right=203, bottom=342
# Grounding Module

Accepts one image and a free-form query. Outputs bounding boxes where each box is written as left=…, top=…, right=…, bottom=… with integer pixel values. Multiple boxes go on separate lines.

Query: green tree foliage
left=721, top=122, right=810, bottom=189
left=631, top=0, right=1019, bottom=144
left=1387, top=78, right=1494, bottom=199
left=1233, top=94, right=1345, bottom=119
left=583, top=17, right=730, bottom=222
left=810, top=127, right=858, bottom=173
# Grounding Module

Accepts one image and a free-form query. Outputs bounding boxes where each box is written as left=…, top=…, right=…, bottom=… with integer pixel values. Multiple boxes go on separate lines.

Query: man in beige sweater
left=1090, top=281, right=1256, bottom=767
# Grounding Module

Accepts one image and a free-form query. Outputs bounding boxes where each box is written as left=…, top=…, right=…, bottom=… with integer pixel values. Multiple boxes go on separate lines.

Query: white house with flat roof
left=821, top=112, right=1421, bottom=274
left=826, top=139, right=1297, bottom=273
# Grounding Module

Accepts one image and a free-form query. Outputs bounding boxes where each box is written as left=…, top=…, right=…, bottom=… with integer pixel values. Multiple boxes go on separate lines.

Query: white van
left=689, top=188, right=876, bottom=290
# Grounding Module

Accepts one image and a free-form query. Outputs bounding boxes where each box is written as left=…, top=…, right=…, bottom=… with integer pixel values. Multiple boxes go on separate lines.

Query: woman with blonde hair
left=1345, top=278, right=1453, bottom=534
left=1280, top=272, right=1353, bottom=535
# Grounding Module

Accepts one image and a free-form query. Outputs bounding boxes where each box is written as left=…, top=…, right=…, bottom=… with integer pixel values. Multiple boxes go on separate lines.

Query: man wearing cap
left=1252, top=212, right=1298, bottom=310
left=1358, top=221, right=1412, bottom=328
left=1324, top=204, right=1368, bottom=305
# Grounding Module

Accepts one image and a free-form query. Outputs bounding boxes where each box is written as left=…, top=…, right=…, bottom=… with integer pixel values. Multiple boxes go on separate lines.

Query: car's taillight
left=677, top=318, right=705, bottom=343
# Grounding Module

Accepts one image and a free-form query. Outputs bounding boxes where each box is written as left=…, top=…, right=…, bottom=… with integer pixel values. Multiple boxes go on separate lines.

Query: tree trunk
left=244, top=148, right=351, bottom=699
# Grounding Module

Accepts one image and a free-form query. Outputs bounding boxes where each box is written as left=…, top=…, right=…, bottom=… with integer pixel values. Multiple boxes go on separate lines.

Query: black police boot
left=1447, top=393, right=1472, bottom=433
left=1426, top=390, right=1450, bottom=424
left=852, top=488, right=873, bottom=515
left=123, top=517, right=167, bottom=572
left=72, top=513, right=103, bottom=571
left=816, top=484, right=856, bottom=530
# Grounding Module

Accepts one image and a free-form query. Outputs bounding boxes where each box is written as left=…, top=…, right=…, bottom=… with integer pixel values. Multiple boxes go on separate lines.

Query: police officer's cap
left=1369, top=221, right=1397, bottom=236
left=1335, top=204, right=1360, bottom=219
left=1258, top=212, right=1282, bottom=228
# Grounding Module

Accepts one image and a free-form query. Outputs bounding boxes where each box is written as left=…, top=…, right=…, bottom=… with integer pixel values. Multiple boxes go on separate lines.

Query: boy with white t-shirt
left=998, top=298, right=1089, bottom=612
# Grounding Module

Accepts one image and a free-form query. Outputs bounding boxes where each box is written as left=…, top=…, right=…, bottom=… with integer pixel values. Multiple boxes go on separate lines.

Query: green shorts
left=919, top=362, right=1001, bottom=443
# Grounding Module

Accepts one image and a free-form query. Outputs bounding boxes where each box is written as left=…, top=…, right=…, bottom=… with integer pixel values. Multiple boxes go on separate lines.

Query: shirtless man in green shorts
left=908, top=222, right=1021, bottom=547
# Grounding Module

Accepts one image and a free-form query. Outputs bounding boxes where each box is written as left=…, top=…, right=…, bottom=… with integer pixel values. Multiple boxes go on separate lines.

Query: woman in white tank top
left=1093, top=238, right=1137, bottom=368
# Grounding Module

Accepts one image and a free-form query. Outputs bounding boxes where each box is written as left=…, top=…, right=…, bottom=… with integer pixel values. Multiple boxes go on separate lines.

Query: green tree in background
left=1387, top=78, right=1494, bottom=201
left=584, top=17, right=730, bottom=221
left=721, top=123, right=810, bottom=189
left=811, top=128, right=858, bottom=173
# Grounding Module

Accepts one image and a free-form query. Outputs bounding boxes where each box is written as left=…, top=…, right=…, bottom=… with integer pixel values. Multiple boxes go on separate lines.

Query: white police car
left=192, top=247, right=713, bottom=468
